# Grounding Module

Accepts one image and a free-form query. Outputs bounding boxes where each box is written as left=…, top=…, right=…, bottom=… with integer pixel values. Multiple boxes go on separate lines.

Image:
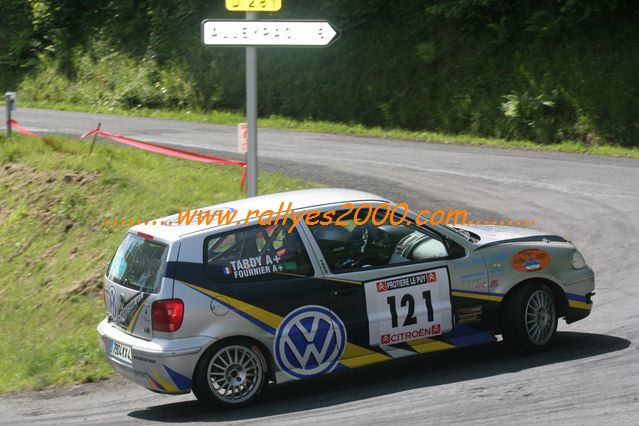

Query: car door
left=201, top=221, right=324, bottom=317
left=194, top=221, right=353, bottom=380
left=299, top=202, right=456, bottom=356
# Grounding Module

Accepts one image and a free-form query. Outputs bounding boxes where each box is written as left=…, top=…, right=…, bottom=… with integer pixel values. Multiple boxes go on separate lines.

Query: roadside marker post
left=238, top=122, right=248, bottom=154
left=203, top=7, right=338, bottom=197
left=238, top=121, right=249, bottom=194
left=5, top=92, right=17, bottom=138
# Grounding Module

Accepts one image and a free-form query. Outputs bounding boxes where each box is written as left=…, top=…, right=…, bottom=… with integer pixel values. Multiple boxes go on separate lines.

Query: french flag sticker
left=223, top=266, right=233, bottom=275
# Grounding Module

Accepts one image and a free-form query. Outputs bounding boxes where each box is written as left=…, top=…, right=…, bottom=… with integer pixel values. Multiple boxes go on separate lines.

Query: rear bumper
left=97, top=318, right=211, bottom=394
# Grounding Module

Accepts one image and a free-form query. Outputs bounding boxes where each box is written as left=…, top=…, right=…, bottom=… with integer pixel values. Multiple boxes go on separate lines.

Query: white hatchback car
left=98, top=189, right=595, bottom=408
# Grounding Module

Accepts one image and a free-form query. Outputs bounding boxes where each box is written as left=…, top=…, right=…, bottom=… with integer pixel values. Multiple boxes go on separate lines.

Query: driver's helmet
left=390, top=231, right=447, bottom=262
left=310, top=223, right=351, bottom=246
left=389, top=231, right=425, bottom=263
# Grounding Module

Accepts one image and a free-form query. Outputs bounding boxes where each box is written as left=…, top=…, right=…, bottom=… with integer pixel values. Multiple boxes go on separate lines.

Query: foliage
left=0, top=0, right=36, bottom=91
left=500, top=90, right=576, bottom=143
left=19, top=47, right=201, bottom=110
left=6, top=0, right=639, bottom=145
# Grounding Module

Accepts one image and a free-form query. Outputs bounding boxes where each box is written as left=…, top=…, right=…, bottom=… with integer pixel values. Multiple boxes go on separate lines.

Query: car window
left=204, top=223, right=314, bottom=283
left=308, top=208, right=449, bottom=273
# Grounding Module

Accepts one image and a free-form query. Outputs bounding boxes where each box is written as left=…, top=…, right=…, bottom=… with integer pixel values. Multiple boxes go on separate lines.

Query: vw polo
left=98, top=188, right=595, bottom=408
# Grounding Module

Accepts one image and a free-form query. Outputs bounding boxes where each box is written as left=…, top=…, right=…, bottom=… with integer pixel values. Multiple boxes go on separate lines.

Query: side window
left=204, top=223, right=314, bottom=283
left=308, top=208, right=449, bottom=273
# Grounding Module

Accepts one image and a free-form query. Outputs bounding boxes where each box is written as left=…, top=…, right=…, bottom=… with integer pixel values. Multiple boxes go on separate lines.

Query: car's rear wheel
left=502, top=283, right=558, bottom=354
left=192, top=338, right=267, bottom=409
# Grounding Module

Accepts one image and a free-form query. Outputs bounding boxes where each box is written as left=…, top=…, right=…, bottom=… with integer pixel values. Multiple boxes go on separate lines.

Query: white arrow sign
left=202, top=20, right=338, bottom=47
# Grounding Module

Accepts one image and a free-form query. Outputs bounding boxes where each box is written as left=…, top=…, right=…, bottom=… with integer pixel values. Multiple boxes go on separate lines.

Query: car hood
left=453, top=224, right=568, bottom=248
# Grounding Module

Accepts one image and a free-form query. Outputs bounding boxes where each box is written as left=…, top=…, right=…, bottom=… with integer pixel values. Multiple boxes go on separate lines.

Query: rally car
left=97, top=189, right=595, bottom=408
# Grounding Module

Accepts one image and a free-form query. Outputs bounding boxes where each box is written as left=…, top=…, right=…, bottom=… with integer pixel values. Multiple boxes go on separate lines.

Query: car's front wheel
left=192, top=338, right=268, bottom=409
left=502, top=283, right=558, bottom=354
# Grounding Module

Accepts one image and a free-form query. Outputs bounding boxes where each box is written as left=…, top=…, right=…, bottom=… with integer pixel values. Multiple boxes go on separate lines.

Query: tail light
left=152, top=299, right=184, bottom=332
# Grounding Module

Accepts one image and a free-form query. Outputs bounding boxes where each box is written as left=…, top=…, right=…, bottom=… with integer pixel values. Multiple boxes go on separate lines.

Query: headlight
left=571, top=250, right=587, bottom=269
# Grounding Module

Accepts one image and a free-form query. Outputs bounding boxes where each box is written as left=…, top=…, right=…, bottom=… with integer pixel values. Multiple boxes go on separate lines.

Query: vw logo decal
left=107, top=285, right=118, bottom=318
left=274, top=305, right=346, bottom=379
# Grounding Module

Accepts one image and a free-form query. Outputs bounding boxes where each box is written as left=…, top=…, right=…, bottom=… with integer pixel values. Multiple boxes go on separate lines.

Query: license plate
left=110, top=341, right=132, bottom=364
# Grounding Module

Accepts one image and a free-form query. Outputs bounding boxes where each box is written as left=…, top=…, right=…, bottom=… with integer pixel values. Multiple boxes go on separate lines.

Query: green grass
left=0, top=134, right=316, bottom=393
left=21, top=100, right=639, bottom=159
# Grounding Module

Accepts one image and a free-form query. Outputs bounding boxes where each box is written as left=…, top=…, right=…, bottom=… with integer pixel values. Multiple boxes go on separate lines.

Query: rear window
left=107, top=233, right=169, bottom=293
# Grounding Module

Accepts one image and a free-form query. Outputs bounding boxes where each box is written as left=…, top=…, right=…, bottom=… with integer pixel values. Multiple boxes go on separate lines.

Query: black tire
left=501, top=283, right=558, bottom=355
left=192, top=338, right=268, bottom=409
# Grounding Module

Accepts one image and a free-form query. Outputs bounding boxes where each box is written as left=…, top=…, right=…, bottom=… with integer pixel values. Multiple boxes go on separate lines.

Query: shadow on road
left=128, top=331, right=630, bottom=423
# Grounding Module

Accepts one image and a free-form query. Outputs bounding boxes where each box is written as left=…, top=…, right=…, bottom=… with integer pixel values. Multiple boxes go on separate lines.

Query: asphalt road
left=1, top=108, right=638, bottom=425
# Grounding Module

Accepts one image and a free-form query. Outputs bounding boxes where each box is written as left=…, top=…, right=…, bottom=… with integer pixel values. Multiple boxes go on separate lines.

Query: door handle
left=330, top=288, right=355, bottom=297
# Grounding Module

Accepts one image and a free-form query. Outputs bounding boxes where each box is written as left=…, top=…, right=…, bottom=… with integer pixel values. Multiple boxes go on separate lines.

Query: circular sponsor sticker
left=512, top=249, right=551, bottom=272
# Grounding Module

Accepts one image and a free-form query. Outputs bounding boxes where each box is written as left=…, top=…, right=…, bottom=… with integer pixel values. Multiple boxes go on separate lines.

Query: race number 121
left=386, top=290, right=434, bottom=328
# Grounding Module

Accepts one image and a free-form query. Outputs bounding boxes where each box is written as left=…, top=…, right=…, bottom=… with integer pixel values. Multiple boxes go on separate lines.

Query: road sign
left=202, top=14, right=339, bottom=197
left=238, top=123, right=248, bottom=153
left=226, top=0, right=282, bottom=12
left=202, top=20, right=338, bottom=47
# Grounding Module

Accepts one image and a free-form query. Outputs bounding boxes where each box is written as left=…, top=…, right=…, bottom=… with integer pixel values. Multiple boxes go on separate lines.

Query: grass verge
left=21, top=100, right=639, bottom=159
left=0, top=134, right=315, bottom=393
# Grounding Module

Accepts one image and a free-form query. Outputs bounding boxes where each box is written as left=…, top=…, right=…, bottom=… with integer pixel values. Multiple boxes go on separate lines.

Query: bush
left=500, top=90, right=576, bottom=143
left=20, top=45, right=200, bottom=111
left=14, top=0, right=639, bottom=146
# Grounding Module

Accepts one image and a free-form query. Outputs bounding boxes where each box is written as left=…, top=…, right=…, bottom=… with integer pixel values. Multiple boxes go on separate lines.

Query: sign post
left=205, top=7, right=338, bottom=197
left=245, top=12, right=258, bottom=197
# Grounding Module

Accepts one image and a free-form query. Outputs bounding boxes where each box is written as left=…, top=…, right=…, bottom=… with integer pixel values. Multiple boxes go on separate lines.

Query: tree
left=0, top=0, right=35, bottom=91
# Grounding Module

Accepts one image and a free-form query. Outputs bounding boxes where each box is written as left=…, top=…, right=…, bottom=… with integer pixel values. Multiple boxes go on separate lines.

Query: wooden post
left=89, top=123, right=101, bottom=154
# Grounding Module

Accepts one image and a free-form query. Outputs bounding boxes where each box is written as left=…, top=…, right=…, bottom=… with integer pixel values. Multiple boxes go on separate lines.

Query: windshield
left=106, top=233, right=169, bottom=293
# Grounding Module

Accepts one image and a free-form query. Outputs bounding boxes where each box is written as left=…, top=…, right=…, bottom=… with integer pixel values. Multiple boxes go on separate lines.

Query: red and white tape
left=8, top=119, right=247, bottom=189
